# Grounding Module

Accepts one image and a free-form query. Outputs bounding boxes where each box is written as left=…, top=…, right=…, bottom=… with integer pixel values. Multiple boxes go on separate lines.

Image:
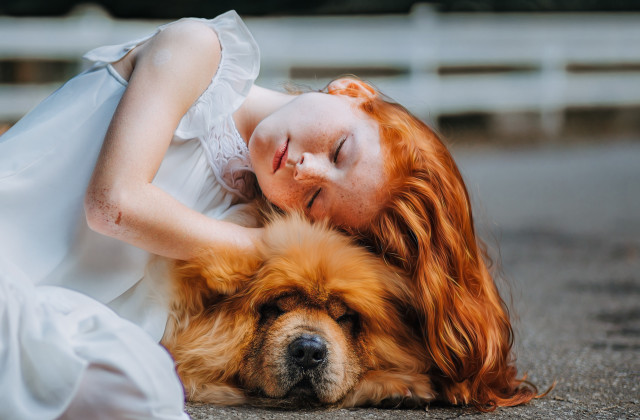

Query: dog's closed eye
left=336, top=311, right=359, bottom=328
left=336, top=310, right=356, bottom=323
left=258, top=295, right=300, bottom=322
left=326, top=298, right=359, bottom=329
left=259, top=303, right=284, bottom=321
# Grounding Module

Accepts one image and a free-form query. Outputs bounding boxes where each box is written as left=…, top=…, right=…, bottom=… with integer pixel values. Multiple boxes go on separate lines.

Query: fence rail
left=1, top=4, right=640, bottom=135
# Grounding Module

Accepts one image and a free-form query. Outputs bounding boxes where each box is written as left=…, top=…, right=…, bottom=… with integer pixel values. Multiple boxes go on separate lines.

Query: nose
left=288, top=334, right=327, bottom=369
left=293, top=153, right=329, bottom=182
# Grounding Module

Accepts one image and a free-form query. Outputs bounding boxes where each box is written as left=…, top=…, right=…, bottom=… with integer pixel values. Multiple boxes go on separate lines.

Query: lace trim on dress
left=200, top=115, right=256, bottom=201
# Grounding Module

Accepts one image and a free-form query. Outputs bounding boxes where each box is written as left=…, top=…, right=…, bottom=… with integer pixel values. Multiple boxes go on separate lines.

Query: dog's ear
left=174, top=250, right=262, bottom=297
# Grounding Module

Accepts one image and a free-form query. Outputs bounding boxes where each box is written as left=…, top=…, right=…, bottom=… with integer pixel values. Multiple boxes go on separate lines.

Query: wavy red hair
left=326, top=78, right=540, bottom=410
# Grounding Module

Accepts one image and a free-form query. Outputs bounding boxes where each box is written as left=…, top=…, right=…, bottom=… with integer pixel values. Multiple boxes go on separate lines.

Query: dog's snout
left=288, top=335, right=327, bottom=369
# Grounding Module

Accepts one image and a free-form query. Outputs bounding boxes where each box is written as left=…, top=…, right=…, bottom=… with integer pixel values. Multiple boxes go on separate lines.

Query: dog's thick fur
left=161, top=214, right=435, bottom=407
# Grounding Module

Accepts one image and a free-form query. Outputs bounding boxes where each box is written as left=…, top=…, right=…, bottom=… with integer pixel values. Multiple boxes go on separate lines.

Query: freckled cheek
left=280, top=190, right=304, bottom=210
left=265, top=181, right=305, bottom=210
left=336, top=181, right=369, bottom=225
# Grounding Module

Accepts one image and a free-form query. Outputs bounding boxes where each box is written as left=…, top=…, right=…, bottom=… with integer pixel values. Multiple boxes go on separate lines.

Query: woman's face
left=248, top=92, right=386, bottom=229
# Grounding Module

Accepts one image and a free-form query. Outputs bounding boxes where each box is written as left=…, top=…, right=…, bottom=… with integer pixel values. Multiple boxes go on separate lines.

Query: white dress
left=0, top=10, right=259, bottom=420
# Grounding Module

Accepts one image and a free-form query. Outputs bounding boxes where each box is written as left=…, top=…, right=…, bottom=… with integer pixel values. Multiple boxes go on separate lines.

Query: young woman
left=0, top=10, right=536, bottom=420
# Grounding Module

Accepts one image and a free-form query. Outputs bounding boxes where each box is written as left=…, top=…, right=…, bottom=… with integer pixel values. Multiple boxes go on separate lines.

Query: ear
left=327, top=77, right=377, bottom=101
left=173, top=250, right=261, bottom=298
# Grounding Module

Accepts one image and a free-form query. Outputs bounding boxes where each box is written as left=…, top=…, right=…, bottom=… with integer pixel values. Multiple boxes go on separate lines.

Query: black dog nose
left=288, top=335, right=327, bottom=369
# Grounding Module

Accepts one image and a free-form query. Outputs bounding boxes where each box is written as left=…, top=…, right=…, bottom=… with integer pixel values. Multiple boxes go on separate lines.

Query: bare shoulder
left=124, top=19, right=222, bottom=110
left=155, top=19, right=220, bottom=53
left=137, top=19, right=221, bottom=68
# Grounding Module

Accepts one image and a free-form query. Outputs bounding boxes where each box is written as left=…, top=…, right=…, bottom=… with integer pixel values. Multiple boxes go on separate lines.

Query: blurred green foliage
left=1, top=0, right=639, bottom=18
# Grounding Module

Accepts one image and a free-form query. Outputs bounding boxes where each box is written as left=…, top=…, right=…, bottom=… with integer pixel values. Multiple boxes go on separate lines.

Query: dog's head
left=238, top=215, right=423, bottom=404
left=163, top=214, right=432, bottom=407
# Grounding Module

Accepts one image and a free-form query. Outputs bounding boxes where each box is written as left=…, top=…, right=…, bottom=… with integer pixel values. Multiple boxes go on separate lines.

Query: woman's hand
left=84, top=20, right=255, bottom=260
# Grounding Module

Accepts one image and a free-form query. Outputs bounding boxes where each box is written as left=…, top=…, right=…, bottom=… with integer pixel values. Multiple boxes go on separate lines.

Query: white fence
left=1, top=4, right=640, bottom=135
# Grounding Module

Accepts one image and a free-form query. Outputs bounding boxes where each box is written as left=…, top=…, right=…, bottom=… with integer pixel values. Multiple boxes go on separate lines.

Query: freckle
left=115, top=212, right=122, bottom=225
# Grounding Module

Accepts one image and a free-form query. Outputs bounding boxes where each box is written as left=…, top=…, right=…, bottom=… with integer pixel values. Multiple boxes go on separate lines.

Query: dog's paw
left=440, top=379, right=472, bottom=406
left=188, top=383, right=248, bottom=406
left=340, top=371, right=435, bottom=408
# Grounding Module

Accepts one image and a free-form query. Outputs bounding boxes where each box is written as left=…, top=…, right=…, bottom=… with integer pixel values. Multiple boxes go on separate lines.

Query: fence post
left=410, top=3, right=440, bottom=125
left=540, top=45, right=567, bottom=138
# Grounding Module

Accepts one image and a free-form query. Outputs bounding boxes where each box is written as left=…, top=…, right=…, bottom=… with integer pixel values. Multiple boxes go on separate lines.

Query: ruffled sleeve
left=82, top=10, right=260, bottom=139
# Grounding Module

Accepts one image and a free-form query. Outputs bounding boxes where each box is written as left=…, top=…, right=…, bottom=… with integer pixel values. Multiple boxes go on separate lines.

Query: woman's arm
left=85, top=20, right=261, bottom=261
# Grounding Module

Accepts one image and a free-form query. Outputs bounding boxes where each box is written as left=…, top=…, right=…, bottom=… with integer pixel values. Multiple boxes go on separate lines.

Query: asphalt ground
left=186, top=140, right=640, bottom=420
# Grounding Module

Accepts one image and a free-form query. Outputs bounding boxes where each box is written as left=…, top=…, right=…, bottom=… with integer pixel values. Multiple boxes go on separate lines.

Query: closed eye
left=336, top=312, right=358, bottom=325
left=307, top=136, right=345, bottom=211
left=333, top=136, right=346, bottom=163
left=258, top=303, right=284, bottom=322
left=307, top=188, right=321, bottom=209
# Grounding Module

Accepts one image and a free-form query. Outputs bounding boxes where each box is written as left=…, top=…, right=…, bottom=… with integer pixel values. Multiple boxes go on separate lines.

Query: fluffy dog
left=160, top=214, right=435, bottom=407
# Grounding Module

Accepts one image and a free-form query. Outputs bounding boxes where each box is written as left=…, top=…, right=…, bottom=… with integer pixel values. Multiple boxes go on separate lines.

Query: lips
left=272, top=139, right=289, bottom=173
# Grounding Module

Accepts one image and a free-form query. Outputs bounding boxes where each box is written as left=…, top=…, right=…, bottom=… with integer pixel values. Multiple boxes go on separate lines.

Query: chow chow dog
left=160, top=214, right=434, bottom=408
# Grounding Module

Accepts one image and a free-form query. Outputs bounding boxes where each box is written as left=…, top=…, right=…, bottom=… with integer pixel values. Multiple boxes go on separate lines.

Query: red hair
left=326, top=78, right=541, bottom=410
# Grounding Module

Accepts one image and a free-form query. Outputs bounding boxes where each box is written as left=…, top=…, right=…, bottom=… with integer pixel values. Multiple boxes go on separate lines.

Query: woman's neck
left=234, top=85, right=295, bottom=146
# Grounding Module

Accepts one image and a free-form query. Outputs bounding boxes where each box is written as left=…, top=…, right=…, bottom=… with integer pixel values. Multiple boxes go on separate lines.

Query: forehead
left=294, top=91, right=360, bottom=119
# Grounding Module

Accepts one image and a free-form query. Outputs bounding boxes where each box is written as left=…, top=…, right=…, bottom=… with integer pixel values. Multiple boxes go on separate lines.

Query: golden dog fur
left=161, top=214, right=435, bottom=407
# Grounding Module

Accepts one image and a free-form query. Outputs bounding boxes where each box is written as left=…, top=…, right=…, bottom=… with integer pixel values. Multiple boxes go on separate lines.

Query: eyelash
left=306, top=136, right=347, bottom=209
left=333, top=136, right=346, bottom=163
left=306, top=188, right=321, bottom=209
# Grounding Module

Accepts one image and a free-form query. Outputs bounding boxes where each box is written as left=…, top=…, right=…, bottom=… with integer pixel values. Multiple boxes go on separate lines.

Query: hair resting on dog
left=325, top=78, right=540, bottom=410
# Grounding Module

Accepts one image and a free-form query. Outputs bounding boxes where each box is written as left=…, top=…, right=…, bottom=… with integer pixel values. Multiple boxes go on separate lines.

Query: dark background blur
left=2, top=0, right=640, bottom=18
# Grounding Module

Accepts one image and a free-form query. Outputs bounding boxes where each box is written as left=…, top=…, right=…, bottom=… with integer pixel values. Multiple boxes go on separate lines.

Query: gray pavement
left=187, top=140, right=640, bottom=419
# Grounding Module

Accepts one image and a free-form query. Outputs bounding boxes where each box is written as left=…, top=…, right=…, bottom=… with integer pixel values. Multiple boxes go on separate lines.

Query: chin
left=161, top=213, right=435, bottom=408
